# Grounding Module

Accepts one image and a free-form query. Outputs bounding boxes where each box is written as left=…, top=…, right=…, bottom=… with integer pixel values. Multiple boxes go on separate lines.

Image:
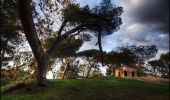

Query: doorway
left=132, top=71, right=135, bottom=77
left=124, top=71, right=127, bottom=77
left=118, top=72, right=121, bottom=77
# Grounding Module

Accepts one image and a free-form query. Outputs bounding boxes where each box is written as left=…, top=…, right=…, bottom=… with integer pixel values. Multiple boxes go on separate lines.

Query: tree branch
left=46, top=24, right=86, bottom=56
left=98, top=30, right=104, bottom=66
left=77, top=11, right=111, bottom=22
left=47, top=23, right=103, bottom=58
left=57, top=20, right=67, bottom=39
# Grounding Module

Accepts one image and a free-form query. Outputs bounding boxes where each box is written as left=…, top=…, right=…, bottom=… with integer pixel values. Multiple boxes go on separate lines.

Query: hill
left=1, top=77, right=169, bottom=100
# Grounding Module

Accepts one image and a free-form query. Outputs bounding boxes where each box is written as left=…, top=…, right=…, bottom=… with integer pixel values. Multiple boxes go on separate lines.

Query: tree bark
left=86, top=65, right=92, bottom=78
left=16, top=0, right=49, bottom=86
left=61, top=63, right=69, bottom=79
left=98, top=30, right=104, bottom=66
left=0, top=49, right=5, bottom=69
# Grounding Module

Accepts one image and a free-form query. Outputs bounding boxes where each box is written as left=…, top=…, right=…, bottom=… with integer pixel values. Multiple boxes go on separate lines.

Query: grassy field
left=1, top=77, right=169, bottom=100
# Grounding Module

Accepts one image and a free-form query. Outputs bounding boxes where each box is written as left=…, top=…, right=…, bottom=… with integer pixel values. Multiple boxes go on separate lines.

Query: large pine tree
left=16, top=0, right=123, bottom=86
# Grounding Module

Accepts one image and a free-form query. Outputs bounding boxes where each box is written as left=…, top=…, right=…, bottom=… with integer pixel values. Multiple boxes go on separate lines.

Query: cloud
left=123, top=0, right=169, bottom=34
left=119, top=0, right=169, bottom=51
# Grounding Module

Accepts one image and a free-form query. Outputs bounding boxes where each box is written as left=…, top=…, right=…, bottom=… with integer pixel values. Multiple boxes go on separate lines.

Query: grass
left=1, top=77, right=169, bottom=100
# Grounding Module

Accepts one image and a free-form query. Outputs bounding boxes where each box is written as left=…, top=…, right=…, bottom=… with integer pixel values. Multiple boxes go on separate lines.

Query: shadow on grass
left=1, top=77, right=169, bottom=100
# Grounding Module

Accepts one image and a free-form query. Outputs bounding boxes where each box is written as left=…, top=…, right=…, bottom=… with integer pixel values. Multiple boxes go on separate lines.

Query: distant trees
left=77, top=45, right=161, bottom=77
left=76, top=45, right=158, bottom=77
left=149, top=52, right=169, bottom=78
left=115, top=45, right=158, bottom=76
left=76, top=49, right=102, bottom=78
left=1, top=66, right=29, bottom=86
left=105, top=45, right=158, bottom=76
left=0, top=0, right=23, bottom=68
left=118, top=45, right=158, bottom=65
left=148, top=60, right=160, bottom=76
left=1, top=51, right=34, bottom=86
left=105, top=49, right=136, bottom=76
left=16, top=0, right=123, bottom=86
left=53, top=44, right=159, bottom=78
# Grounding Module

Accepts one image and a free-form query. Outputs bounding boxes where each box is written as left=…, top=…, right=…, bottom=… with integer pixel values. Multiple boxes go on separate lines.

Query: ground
left=1, top=77, right=169, bottom=100
left=129, top=76, right=169, bottom=84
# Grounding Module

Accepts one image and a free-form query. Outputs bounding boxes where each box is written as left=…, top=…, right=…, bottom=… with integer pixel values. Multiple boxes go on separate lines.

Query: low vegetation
left=1, top=77, right=169, bottom=100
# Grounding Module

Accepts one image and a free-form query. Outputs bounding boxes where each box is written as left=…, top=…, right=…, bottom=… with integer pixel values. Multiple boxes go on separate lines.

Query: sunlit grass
left=1, top=77, right=169, bottom=100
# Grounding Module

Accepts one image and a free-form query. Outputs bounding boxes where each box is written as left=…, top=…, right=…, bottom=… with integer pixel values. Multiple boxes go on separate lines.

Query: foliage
left=63, top=0, right=123, bottom=34
left=65, top=60, right=80, bottom=79
left=104, top=45, right=158, bottom=76
left=148, top=60, right=160, bottom=76
left=105, top=50, right=135, bottom=67
left=0, top=0, right=30, bottom=85
left=0, top=0, right=23, bottom=67
left=149, top=52, right=169, bottom=78
left=32, top=0, right=72, bottom=36
left=43, top=37, right=83, bottom=79
left=1, top=68, right=28, bottom=86
left=76, top=49, right=102, bottom=76
left=44, top=38, right=83, bottom=57
left=77, top=45, right=157, bottom=77
left=57, top=57, right=80, bottom=79
left=13, top=51, right=33, bottom=67
left=76, top=49, right=102, bottom=58
left=61, top=1, right=123, bottom=65
left=1, top=51, right=34, bottom=86
left=118, top=45, right=158, bottom=65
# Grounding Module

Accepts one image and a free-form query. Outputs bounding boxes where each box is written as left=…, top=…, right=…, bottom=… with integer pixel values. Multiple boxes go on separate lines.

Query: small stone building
left=114, top=66, right=137, bottom=77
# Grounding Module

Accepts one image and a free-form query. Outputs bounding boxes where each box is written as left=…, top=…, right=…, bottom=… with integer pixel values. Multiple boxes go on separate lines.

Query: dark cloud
left=134, top=33, right=169, bottom=51
left=131, top=0, right=169, bottom=34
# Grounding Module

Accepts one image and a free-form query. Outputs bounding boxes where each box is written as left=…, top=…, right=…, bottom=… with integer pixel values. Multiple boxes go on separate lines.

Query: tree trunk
left=86, top=65, right=93, bottom=78
left=98, top=30, right=104, bottom=66
left=0, top=49, right=5, bottom=69
left=82, top=70, right=85, bottom=77
left=153, top=67, right=157, bottom=77
left=16, top=0, right=49, bottom=86
left=52, top=71, right=55, bottom=79
left=164, top=65, right=169, bottom=77
left=61, top=63, right=69, bottom=79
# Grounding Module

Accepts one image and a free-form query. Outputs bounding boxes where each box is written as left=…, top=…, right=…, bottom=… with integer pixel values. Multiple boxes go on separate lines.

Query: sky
left=77, top=0, right=169, bottom=60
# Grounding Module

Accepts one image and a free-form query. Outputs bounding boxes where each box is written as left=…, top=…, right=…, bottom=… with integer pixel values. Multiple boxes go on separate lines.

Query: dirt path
left=127, top=76, right=169, bottom=84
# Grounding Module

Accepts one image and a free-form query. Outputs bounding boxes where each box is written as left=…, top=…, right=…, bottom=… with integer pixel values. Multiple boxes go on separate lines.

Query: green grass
left=1, top=77, right=169, bottom=100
